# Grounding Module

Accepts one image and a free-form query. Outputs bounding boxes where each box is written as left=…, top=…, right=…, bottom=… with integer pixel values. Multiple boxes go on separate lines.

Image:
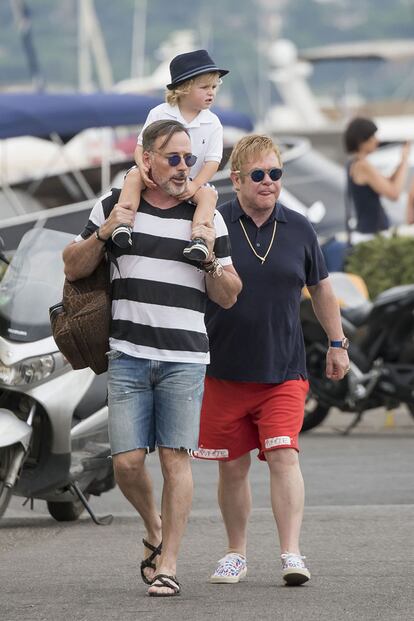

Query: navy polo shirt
left=206, top=197, right=329, bottom=383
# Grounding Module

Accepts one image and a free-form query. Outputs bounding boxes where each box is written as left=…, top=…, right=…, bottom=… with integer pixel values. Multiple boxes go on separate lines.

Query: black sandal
left=140, top=539, right=162, bottom=585
left=148, top=574, right=181, bottom=597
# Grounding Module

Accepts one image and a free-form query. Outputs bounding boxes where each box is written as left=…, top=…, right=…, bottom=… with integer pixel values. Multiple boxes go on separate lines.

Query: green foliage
left=0, top=261, right=8, bottom=282
left=345, top=235, right=414, bottom=299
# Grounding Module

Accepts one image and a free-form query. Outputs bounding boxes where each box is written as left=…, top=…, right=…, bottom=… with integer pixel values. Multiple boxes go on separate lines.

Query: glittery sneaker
left=183, top=237, right=209, bottom=261
left=209, top=553, right=247, bottom=584
left=281, top=552, right=310, bottom=585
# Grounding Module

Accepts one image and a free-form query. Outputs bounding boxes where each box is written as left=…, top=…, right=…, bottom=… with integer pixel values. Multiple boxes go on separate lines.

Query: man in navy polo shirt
left=195, top=134, right=349, bottom=586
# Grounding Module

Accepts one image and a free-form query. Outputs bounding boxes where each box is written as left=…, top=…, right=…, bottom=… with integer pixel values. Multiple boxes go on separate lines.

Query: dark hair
left=142, top=119, right=190, bottom=152
left=343, top=117, right=378, bottom=153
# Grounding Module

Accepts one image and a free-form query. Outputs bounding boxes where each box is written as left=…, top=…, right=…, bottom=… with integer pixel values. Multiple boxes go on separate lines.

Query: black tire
left=47, top=494, right=89, bottom=522
left=301, top=392, right=330, bottom=432
left=0, top=447, right=13, bottom=519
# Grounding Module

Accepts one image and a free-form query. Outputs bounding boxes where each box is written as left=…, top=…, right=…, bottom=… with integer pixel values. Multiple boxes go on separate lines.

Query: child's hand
left=177, top=180, right=199, bottom=201
left=139, top=164, right=157, bottom=190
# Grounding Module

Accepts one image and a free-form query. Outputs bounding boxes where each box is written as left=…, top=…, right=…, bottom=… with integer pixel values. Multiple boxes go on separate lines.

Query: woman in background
left=344, top=117, right=409, bottom=240
left=406, top=177, right=414, bottom=225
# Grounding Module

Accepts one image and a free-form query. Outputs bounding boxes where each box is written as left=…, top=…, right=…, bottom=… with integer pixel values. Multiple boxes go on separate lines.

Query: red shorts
left=195, top=377, right=309, bottom=462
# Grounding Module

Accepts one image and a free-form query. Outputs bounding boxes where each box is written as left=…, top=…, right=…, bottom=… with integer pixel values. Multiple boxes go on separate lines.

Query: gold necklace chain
left=239, top=219, right=277, bottom=264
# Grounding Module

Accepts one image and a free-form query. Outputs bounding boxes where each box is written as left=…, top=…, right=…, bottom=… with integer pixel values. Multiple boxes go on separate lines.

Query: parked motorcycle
left=301, top=272, right=414, bottom=432
left=0, top=228, right=114, bottom=523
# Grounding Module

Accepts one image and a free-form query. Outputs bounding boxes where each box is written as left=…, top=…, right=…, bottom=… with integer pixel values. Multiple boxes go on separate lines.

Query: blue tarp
left=0, top=92, right=254, bottom=139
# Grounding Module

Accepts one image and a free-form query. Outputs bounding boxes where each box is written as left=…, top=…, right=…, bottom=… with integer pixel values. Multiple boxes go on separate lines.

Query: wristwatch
left=329, top=337, right=349, bottom=350
left=95, top=228, right=107, bottom=243
left=201, top=252, right=223, bottom=279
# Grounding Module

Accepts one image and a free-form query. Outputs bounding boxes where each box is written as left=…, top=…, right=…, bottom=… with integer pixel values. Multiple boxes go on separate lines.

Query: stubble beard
left=162, top=176, right=188, bottom=198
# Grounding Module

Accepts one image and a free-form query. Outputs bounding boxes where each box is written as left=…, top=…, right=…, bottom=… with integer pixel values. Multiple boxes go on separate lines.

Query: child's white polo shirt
left=137, top=103, right=223, bottom=178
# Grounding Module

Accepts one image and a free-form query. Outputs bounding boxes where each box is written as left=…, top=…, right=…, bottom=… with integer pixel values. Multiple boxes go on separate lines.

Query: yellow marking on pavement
left=384, top=411, right=395, bottom=428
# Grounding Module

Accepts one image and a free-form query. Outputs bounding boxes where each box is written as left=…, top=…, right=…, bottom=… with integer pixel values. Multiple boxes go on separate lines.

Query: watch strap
left=329, top=338, right=349, bottom=349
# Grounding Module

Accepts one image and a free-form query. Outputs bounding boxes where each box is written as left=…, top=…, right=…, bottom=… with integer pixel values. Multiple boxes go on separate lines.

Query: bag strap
left=102, top=188, right=122, bottom=278
left=106, top=247, right=121, bottom=278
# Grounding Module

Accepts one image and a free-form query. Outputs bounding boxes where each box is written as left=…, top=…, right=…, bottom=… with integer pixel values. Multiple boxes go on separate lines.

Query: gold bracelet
left=203, top=257, right=223, bottom=279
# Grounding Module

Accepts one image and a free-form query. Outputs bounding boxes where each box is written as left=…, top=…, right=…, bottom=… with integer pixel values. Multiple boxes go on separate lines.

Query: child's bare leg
left=112, top=167, right=143, bottom=248
left=192, top=197, right=216, bottom=229
left=183, top=189, right=217, bottom=261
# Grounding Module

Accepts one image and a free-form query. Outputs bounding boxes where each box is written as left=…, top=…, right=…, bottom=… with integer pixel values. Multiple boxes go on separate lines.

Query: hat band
left=171, top=64, right=220, bottom=85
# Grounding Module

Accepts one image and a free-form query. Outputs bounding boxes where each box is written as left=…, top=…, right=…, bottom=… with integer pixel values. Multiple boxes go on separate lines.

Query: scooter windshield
left=0, top=228, right=74, bottom=342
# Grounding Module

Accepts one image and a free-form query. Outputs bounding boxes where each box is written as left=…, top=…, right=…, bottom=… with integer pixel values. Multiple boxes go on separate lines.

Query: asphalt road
left=1, top=407, right=413, bottom=621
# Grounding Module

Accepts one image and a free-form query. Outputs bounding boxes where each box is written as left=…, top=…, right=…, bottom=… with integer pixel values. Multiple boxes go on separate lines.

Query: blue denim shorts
left=107, top=351, right=206, bottom=455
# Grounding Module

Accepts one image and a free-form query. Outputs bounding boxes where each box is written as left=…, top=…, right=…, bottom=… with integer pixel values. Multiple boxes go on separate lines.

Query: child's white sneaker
left=183, top=237, right=209, bottom=261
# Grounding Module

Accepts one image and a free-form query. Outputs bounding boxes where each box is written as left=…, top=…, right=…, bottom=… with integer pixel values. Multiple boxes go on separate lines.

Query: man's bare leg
left=113, top=449, right=162, bottom=582
left=147, top=448, right=193, bottom=595
left=265, top=448, right=304, bottom=553
left=218, top=453, right=252, bottom=556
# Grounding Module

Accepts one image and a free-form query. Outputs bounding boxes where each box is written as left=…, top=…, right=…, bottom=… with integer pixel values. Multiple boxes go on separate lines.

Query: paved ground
left=1, top=407, right=414, bottom=621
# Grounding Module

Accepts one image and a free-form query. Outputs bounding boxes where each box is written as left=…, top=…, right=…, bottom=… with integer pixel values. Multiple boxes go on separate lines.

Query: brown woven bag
left=49, top=258, right=111, bottom=375
left=49, top=189, right=121, bottom=375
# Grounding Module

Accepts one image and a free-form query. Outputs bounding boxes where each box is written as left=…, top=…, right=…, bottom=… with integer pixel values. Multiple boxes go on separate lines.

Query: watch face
left=342, top=337, right=349, bottom=350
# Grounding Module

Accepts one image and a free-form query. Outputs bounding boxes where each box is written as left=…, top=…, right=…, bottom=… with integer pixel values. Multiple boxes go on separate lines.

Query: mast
left=78, top=0, right=113, bottom=92
left=10, top=0, right=45, bottom=91
left=130, top=0, right=147, bottom=80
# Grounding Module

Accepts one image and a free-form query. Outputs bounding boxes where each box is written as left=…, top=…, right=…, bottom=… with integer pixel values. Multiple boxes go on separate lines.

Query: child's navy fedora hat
left=167, top=49, right=229, bottom=90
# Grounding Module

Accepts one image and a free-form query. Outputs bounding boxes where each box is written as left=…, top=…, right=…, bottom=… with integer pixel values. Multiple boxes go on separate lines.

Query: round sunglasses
left=235, top=167, right=283, bottom=183
left=154, top=151, right=198, bottom=168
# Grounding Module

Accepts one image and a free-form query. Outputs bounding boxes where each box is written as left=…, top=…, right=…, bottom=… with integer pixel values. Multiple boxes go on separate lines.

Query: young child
left=112, top=49, right=229, bottom=261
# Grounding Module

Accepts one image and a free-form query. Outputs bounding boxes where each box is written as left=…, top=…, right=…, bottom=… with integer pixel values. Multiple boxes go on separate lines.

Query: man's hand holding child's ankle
left=191, top=223, right=216, bottom=260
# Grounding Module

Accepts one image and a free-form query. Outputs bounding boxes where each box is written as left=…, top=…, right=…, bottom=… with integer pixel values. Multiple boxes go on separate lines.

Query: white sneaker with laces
left=281, top=552, right=311, bottom=585
left=209, top=553, right=247, bottom=584
left=182, top=237, right=209, bottom=261
left=111, top=224, right=132, bottom=248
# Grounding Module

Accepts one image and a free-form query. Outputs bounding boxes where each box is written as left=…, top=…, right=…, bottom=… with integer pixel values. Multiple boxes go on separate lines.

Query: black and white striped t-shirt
left=78, top=189, right=232, bottom=364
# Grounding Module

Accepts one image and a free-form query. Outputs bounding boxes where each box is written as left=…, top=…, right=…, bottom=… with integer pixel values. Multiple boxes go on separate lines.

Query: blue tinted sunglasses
left=155, top=151, right=198, bottom=167
left=235, top=167, right=283, bottom=182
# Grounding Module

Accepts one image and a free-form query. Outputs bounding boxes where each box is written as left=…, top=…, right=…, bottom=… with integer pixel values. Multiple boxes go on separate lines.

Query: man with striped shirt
left=63, top=119, right=242, bottom=597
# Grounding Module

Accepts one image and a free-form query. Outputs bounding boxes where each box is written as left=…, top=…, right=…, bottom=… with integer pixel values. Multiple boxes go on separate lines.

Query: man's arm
left=63, top=235, right=106, bottom=282
left=191, top=220, right=242, bottom=309
left=307, top=277, right=349, bottom=381
left=204, top=264, right=242, bottom=309
left=63, top=202, right=135, bottom=281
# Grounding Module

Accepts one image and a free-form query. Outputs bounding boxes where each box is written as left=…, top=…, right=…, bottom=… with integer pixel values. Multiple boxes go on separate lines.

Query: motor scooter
left=301, top=272, right=414, bottom=433
left=0, top=228, right=114, bottom=523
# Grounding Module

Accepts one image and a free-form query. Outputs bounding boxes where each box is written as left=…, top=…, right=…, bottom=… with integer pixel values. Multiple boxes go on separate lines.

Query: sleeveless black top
left=346, top=160, right=389, bottom=234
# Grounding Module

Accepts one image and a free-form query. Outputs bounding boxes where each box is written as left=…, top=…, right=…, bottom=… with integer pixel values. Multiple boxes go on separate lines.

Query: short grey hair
left=142, top=120, right=190, bottom=152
